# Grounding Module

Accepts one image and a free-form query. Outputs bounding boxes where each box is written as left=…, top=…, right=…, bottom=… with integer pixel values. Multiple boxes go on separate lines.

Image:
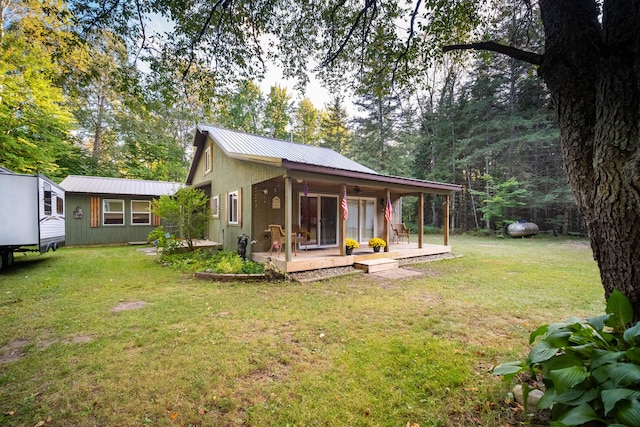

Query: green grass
left=0, top=235, right=603, bottom=426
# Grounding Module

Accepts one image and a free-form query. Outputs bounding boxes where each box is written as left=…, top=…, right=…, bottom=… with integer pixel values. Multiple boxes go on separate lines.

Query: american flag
left=384, top=195, right=392, bottom=223
left=341, top=190, right=348, bottom=221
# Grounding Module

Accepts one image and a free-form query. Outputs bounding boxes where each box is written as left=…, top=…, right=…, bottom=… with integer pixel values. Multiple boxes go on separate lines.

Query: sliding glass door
left=299, top=194, right=338, bottom=247
left=345, top=198, right=375, bottom=243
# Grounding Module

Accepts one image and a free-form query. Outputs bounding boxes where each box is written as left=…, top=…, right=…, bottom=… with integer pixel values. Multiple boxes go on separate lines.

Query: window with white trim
left=204, top=146, right=211, bottom=174
left=211, top=195, right=219, bottom=218
left=103, top=199, right=124, bottom=225
left=228, top=191, right=239, bottom=224
left=131, top=200, right=151, bottom=225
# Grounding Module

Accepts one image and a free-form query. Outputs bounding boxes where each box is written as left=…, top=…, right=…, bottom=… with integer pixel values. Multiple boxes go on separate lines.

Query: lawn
left=0, top=235, right=603, bottom=426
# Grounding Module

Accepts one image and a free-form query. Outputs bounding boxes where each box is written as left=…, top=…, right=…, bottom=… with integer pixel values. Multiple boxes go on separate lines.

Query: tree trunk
left=538, top=0, right=640, bottom=319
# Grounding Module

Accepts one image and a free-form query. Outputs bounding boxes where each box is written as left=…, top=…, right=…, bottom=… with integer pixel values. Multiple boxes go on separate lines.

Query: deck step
left=354, top=258, right=399, bottom=273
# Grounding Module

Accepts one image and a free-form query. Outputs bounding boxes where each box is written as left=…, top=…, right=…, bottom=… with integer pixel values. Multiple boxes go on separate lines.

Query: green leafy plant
left=159, top=249, right=265, bottom=274
left=345, top=238, right=360, bottom=249
left=151, top=187, right=210, bottom=250
left=368, top=237, right=386, bottom=248
left=492, top=290, right=640, bottom=426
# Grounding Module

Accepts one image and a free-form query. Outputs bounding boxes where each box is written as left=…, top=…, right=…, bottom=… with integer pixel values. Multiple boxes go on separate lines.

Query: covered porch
left=251, top=240, right=452, bottom=273
left=248, top=163, right=459, bottom=272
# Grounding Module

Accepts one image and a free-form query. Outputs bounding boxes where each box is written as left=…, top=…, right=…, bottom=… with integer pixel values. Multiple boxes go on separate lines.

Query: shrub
left=492, top=290, right=640, bottom=426
left=159, top=249, right=264, bottom=274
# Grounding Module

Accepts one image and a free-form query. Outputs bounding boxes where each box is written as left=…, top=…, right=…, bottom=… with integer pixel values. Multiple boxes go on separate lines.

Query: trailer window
left=56, top=193, right=64, bottom=214
left=131, top=200, right=151, bottom=225
left=103, top=199, right=124, bottom=225
left=44, top=183, right=52, bottom=215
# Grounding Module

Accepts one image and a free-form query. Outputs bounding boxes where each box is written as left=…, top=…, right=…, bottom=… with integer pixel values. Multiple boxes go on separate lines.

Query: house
left=60, top=175, right=181, bottom=246
left=186, top=125, right=462, bottom=272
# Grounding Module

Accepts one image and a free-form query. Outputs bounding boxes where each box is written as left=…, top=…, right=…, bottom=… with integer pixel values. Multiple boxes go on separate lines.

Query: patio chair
left=293, top=225, right=310, bottom=251
left=392, top=223, right=410, bottom=243
left=267, top=224, right=296, bottom=257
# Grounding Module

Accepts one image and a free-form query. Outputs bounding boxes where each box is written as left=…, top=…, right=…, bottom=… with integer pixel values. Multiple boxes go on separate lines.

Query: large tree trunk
left=538, top=0, right=640, bottom=319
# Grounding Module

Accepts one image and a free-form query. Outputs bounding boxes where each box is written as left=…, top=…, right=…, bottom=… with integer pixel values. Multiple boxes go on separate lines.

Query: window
left=103, top=199, right=124, bottom=225
left=56, top=194, right=64, bottom=215
left=204, top=146, right=211, bottom=174
left=131, top=200, right=151, bottom=225
left=43, top=183, right=52, bottom=215
left=228, top=190, right=239, bottom=225
left=211, top=195, right=219, bottom=218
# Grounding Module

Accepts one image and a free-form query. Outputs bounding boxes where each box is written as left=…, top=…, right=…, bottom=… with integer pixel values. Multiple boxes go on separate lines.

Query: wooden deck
left=251, top=242, right=451, bottom=273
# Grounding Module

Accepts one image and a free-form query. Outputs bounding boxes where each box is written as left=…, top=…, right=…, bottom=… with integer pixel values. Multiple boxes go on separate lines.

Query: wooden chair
left=267, top=224, right=296, bottom=257
left=392, top=223, right=410, bottom=243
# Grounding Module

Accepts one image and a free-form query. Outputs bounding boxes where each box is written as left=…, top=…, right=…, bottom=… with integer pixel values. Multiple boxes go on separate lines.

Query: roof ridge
left=65, top=175, right=181, bottom=184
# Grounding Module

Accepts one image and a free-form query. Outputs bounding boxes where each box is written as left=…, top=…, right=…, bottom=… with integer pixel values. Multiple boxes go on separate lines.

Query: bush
left=159, top=249, right=264, bottom=274
left=492, top=290, right=640, bottom=426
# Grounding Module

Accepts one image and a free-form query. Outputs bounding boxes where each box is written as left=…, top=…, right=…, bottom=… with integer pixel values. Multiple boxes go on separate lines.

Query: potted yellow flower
left=368, top=237, right=386, bottom=252
left=345, top=238, right=359, bottom=255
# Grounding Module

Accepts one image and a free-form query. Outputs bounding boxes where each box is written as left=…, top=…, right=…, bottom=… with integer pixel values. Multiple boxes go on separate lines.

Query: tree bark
left=537, top=0, right=640, bottom=319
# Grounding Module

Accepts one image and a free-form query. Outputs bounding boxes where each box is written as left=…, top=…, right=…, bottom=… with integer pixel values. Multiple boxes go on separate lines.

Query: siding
left=191, top=138, right=284, bottom=249
left=65, top=194, right=158, bottom=246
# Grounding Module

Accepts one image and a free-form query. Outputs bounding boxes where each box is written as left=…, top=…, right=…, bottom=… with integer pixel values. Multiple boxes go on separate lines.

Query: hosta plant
left=493, top=290, right=640, bottom=427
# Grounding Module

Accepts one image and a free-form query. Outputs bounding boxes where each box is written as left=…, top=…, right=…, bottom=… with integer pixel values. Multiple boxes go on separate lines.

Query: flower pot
left=346, top=247, right=353, bottom=255
left=373, top=246, right=381, bottom=253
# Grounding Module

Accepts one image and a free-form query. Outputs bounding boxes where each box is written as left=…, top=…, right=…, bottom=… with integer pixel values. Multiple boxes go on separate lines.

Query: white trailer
left=0, top=168, right=66, bottom=271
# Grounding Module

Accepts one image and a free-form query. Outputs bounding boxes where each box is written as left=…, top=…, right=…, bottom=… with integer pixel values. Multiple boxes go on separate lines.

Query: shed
left=60, top=175, right=181, bottom=246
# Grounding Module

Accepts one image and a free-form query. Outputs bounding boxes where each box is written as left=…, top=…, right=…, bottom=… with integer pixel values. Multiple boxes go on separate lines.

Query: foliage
left=293, top=98, right=320, bottom=145
left=0, top=1, right=78, bottom=179
left=469, top=176, right=530, bottom=232
left=215, top=79, right=264, bottom=134
left=493, top=290, right=640, bottom=426
left=319, top=96, right=352, bottom=154
left=147, top=226, right=170, bottom=248
left=160, top=249, right=264, bottom=274
left=263, top=85, right=292, bottom=139
left=345, top=238, right=359, bottom=249
left=368, top=237, right=386, bottom=248
left=151, top=187, right=210, bottom=249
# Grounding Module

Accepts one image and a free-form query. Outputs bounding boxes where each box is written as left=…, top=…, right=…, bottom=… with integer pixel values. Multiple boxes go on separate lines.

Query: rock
left=512, top=384, right=545, bottom=408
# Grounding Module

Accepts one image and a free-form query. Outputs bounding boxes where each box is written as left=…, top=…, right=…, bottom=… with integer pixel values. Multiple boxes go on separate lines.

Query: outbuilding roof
left=60, top=175, right=181, bottom=196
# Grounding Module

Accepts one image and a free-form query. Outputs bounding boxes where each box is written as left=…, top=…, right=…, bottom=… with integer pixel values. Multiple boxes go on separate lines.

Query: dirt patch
left=0, top=339, right=29, bottom=364
left=110, top=301, right=148, bottom=312
left=0, top=335, right=94, bottom=364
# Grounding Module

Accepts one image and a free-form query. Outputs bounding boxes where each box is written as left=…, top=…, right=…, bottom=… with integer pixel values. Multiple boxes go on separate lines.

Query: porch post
left=418, top=193, right=424, bottom=249
left=340, top=184, right=346, bottom=256
left=443, top=194, right=450, bottom=246
left=384, top=189, right=390, bottom=253
left=285, top=176, right=293, bottom=261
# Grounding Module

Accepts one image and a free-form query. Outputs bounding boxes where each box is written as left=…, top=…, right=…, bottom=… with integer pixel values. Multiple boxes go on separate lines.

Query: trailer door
left=0, top=174, right=38, bottom=246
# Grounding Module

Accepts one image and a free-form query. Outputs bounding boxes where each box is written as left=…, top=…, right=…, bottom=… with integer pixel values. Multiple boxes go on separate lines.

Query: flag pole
left=340, top=184, right=347, bottom=256
left=384, top=189, right=391, bottom=252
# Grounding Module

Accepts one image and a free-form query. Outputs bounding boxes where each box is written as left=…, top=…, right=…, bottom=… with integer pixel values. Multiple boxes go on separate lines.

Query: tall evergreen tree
left=318, top=96, right=351, bottom=154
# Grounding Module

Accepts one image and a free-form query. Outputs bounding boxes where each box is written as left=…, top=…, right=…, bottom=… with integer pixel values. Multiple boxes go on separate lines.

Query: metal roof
left=60, top=175, right=182, bottom=196
left=198, top=125, right=377, bottom=174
